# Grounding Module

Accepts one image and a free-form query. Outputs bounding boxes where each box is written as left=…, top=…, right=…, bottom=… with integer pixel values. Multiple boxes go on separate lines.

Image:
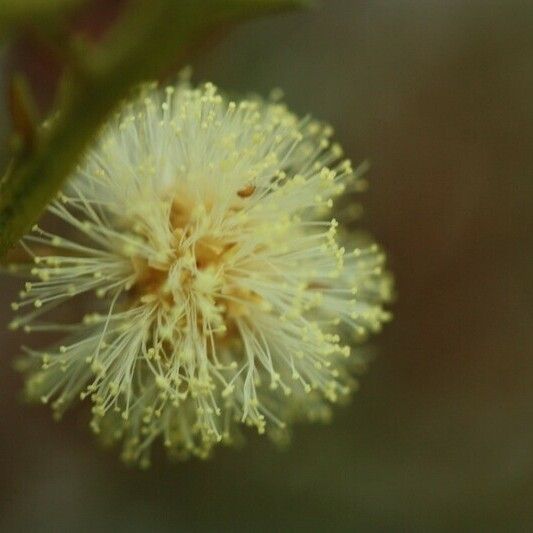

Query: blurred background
left=1, top=0, right=533, bottom=530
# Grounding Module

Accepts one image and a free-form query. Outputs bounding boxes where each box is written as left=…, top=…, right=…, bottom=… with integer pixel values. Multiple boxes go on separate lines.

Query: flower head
left=10, top=80, right=391, bottom=466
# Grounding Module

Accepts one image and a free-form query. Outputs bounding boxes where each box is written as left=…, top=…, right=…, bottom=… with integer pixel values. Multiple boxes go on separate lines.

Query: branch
left=0, top=0, right=310, bottom=256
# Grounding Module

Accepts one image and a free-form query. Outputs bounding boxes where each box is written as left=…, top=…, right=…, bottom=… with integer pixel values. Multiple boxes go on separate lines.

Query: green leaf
left=0, top=0, right=310, bottom=256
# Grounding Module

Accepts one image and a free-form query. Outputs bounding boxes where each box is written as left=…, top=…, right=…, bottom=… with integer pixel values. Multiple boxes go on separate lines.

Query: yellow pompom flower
left=10, top=80, right=392, bottom=466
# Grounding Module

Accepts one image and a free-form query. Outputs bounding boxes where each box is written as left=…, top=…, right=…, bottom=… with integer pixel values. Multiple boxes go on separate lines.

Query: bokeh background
left=1, top=1, right=533, bottom=530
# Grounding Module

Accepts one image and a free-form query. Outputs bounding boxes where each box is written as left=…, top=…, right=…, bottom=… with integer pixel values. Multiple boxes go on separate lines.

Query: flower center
left=129, top=192, right=263, bottom=337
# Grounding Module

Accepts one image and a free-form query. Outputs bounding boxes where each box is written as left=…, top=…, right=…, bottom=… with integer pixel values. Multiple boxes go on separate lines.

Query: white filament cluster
left=11, top=81, right=391, bottom=466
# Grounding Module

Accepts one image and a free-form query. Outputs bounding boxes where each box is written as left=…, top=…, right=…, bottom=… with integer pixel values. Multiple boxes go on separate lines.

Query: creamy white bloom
left=10, top=81, right=392, bottom=466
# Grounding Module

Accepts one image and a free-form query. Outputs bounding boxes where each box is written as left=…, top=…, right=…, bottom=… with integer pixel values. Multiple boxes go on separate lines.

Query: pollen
left=10, top=79, right=392, bottom=466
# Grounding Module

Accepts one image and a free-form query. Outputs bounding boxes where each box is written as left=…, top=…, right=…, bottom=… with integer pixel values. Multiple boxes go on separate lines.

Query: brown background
left=1, top=1, right=533, bottom=531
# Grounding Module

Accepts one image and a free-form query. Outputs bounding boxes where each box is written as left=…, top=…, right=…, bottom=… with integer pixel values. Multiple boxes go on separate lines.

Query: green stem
left=0, top=0, right=310, bottom=256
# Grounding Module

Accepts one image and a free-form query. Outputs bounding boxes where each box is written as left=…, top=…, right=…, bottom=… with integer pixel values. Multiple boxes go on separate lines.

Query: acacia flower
left=9, top=80, right=392, bottom=466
